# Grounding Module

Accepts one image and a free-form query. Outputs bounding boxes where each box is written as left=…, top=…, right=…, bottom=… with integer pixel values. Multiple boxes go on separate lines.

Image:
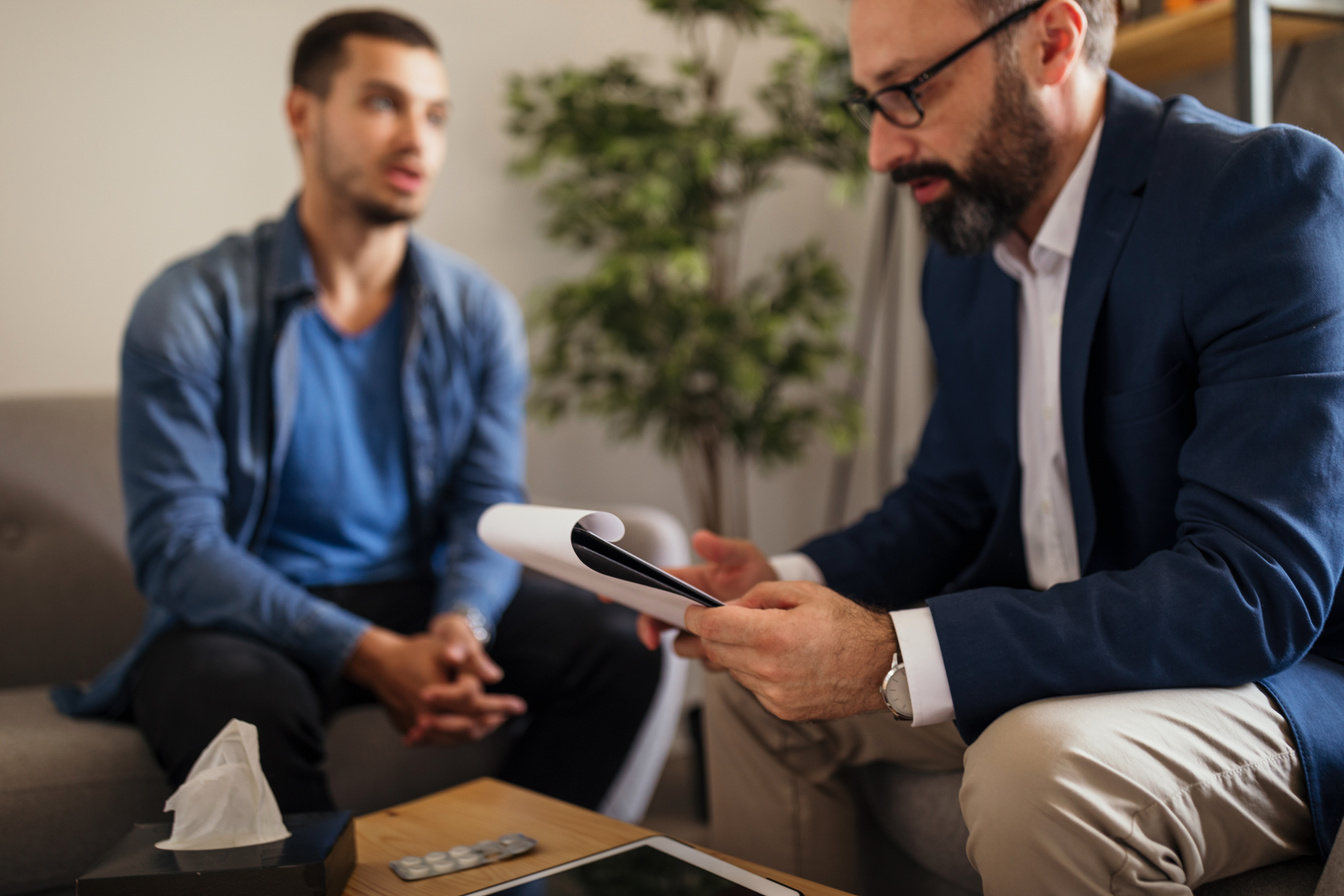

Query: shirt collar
left=993, top=117, right=1105, bottom=277
left=1035, top=117, right=1104, bottom=261
left=268, top=196, right=427, bottom=305
left=270, top=197, right=320, bottom=301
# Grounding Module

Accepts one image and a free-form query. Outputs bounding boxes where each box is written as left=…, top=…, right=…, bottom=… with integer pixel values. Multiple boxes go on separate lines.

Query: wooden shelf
left=1111, top=0, right=1343, bottom=87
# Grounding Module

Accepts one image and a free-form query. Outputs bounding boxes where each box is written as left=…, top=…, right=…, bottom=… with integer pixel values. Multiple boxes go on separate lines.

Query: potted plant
left=506, top=0, right=868, bottom=537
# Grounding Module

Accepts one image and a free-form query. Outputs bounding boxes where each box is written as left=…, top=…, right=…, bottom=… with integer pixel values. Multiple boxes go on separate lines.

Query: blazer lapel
left=1061, top=75, right=1163, bottom=570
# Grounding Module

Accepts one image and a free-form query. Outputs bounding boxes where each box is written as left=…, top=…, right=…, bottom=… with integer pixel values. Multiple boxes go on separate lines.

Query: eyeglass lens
left=846, top=0, right=1048, bottom=131
left=847, top=90, right=921, bottom=132
left=873, top=91, right=921, bottom=128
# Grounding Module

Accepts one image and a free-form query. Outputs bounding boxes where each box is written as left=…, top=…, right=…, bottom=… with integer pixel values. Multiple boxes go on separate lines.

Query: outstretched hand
left=635, top=530, right=778, bottom=666
left=684, top=580, right=896, bottom=722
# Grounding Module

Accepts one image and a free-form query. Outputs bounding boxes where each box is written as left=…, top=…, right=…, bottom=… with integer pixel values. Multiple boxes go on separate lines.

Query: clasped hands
left=345, top=612, right=525, bottom=747
left=636, top=531, right=896, bottom=722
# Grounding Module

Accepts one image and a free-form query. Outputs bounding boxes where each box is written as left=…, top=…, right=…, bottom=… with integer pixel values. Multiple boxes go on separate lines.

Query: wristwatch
left=451, top=604, right=492, bottom=645
left=881, top=647, right=913, bottom=721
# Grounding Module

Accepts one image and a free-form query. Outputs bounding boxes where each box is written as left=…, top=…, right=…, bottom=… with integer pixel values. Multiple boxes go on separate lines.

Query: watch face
left=883, top=665, right=913, bottom=719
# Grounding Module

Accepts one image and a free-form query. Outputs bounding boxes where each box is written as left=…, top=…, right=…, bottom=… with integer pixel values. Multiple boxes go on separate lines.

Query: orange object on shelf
left=1114, top=0, right=1344, bottom=87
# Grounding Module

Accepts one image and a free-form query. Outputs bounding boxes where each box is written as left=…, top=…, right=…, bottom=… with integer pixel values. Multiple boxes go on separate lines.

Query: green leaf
left=509, top=0, right=869, bottom=520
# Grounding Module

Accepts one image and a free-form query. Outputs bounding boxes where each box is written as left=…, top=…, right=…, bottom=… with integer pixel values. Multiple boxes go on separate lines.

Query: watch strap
left=450, top=604, right=493, bottom=645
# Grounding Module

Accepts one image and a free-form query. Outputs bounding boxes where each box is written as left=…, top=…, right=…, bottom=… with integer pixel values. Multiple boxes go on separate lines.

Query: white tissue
left=155, top=718, right=292, bottom=850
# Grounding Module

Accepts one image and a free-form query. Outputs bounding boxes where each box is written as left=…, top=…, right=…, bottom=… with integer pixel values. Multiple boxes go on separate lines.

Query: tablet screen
left=483, top=844, right=774, bottom=896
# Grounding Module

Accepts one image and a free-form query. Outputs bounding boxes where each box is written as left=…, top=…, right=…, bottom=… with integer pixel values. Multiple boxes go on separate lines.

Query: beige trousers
left=705, top=673, right=1315, bottom=895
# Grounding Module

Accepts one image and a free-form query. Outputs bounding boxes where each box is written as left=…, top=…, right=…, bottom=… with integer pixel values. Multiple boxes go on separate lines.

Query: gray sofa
left=0, top=394, right=688, bottom=896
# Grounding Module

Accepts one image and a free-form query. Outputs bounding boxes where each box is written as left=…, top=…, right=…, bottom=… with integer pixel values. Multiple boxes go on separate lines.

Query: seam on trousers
left=774, top=712, right=807, bottom=878
left=1108, top=749, right=1298, bottom=895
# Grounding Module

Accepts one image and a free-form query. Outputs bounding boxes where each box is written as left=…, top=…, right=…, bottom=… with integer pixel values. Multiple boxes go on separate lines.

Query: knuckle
left=758, top=627, right=791, bottom=655
left=762, top=689, right=800, bottom=721
left=763, top=699, right=787, bottom=720
left=758, top=658, right=785, bottom=684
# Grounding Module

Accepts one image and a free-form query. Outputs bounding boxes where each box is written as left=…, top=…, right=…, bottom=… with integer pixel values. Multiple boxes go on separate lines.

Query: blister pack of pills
left=390, top=833, right=538, bottom=881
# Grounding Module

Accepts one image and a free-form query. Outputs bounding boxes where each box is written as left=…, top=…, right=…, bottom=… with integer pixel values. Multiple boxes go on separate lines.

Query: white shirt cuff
left=890, top=607, right=955, bottom=726
left=769, top=552, right=826, bottom=584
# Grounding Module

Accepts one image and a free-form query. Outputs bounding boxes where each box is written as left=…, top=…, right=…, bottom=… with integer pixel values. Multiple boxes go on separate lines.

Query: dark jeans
left=130, top=571, right=662, bottom=813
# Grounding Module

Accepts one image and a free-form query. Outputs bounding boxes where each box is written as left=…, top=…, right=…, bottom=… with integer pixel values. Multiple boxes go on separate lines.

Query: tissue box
left=76, top=811, right=355, bottom=896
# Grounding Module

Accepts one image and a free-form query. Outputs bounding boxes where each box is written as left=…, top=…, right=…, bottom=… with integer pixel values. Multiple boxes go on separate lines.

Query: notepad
left=477, top=504, right=722, bottom=629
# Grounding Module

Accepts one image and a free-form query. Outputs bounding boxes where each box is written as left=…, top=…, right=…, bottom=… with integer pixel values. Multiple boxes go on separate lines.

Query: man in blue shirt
left=55, top=9, right=661, bottom=814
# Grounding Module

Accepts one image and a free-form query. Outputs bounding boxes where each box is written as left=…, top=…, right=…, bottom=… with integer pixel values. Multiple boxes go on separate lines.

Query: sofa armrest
left=515, top=500, right=694, bottom=822
left=584, top=503, right=691, bottom=823
left=1316, top=824, right=1344, bottom=896
left=0, top=395, right=144, bottom=687
left=599, top=503, right=691, bottom=569
left=524, top=498, right=692, bottom=570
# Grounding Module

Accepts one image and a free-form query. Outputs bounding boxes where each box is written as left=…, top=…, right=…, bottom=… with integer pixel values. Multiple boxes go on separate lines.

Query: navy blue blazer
left=802, top=75, right=1344, bottom=853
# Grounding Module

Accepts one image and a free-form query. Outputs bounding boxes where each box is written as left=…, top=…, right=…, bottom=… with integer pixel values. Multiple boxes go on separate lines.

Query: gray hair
left=966, top=0, right=1116, bottom=69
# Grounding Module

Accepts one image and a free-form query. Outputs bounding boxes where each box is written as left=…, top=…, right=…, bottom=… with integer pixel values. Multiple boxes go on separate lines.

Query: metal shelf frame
left=1238, top=0, right=1344, bottom=124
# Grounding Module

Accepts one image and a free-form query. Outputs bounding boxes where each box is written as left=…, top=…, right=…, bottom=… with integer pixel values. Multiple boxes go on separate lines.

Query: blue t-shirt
left=259, top=290, right=418, bottom=586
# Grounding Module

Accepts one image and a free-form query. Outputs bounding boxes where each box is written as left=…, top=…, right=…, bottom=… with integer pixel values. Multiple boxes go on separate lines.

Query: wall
left=4, top=2, right=1341, bottom=555
left=0, top=0, right=884, bottom=554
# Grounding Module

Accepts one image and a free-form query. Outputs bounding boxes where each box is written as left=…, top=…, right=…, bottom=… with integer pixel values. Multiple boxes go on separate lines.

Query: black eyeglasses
left=845, top=0, right=1049, bottom=131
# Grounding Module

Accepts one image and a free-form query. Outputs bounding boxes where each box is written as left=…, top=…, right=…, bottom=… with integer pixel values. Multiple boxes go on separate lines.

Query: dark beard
left=314, top=122, right=420, bottom=227
left=352, top=197, right=415, bottom=227
left=891, top=62, right=1053, bottom=256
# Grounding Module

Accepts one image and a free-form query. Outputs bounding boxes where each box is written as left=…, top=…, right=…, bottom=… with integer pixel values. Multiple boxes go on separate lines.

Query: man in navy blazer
left=639, top=0, right=1344, bottom=892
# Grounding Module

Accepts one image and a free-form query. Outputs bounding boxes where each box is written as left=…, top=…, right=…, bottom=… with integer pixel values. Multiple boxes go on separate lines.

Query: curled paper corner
left=479, top=503, right=625, bottom=546
left=155, top=718, right=292, bottom=850
left=576, top=509, right=625, bottom=542
left=477, top=503, right=717, bottom=630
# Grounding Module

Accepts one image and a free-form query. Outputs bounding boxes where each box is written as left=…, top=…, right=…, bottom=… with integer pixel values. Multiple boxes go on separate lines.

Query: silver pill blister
left=389, top=833, right=538, bottom=882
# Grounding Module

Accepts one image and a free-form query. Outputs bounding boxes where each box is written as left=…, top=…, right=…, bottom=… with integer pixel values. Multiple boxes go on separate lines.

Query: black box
left=76, top=811, right=355, bottom=896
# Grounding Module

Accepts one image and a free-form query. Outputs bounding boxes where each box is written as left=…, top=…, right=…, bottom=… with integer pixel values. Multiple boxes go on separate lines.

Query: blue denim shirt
left=54, top=200, right=526, bottom=719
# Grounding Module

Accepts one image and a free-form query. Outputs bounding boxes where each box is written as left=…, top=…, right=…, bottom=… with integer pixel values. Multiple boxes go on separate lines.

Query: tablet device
left=466, top=835, right=799, bottom=896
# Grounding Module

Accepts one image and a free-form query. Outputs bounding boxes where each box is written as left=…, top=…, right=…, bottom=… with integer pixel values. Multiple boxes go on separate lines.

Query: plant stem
left=730, top=445, right=749, bottom=538
left=701, top=427, right=722, bottom=535
left=716, top=29, right=738, bottom=94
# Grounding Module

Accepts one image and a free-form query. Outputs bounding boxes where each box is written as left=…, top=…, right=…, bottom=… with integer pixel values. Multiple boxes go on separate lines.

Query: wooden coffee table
left=344, top=777, right=853, bottom=896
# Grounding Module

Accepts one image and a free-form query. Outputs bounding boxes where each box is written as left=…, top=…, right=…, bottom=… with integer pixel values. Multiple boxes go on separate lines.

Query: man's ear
left=1032, top=0, right=1087, bottom=87
left=285, top=86, right=316, bottom=145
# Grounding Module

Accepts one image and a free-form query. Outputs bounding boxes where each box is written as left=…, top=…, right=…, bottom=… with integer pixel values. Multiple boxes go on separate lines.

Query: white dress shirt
left=772, top=120, right=1105, bottom=725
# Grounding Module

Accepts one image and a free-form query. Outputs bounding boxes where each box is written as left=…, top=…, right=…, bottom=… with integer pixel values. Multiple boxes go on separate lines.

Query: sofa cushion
left=859, top=765, right=980, bottom=894
left=0, top=684, right=519, bottom=895
left=1312, top=823, right=1344, bottom=896
left=0, top=687, right=169, bottom=895
left=325, top=703, right=511, bottom=816
left=0, top=396, right=144, bottom=687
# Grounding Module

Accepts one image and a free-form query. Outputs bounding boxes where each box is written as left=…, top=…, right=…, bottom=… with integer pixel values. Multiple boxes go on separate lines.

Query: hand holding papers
left=478, top=504, right=722, bottom=628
